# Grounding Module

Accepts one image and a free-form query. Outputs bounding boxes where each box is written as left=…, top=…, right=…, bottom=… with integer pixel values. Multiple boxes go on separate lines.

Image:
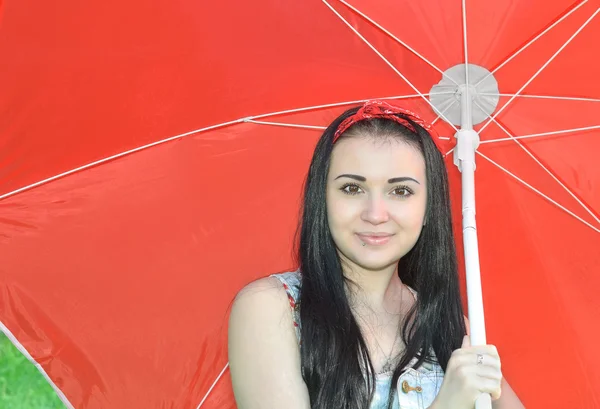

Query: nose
left=361, top=195, right=389, bottom=225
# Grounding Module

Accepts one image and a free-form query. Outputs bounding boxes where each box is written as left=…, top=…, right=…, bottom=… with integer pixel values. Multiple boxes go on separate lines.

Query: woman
left=228, top=100, right=525, bottom=409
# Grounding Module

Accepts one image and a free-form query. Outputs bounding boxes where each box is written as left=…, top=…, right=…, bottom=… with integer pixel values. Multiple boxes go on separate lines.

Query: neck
left=340, top=258, right=404, bottom=312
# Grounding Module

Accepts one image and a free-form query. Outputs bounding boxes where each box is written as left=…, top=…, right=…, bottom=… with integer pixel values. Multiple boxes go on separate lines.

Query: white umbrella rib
left=462, top=0, right=470, bottom=87
left=480, top=124, right=600, bottom=144
left=0, top=118, right=244, bottom=201
left=246, top=119, right=453, bottom=140
left=474, top=0, right=589, bottom=87
left=0, top=93, right=448, bottom=202
left=478, top=8, right=600, bottom=133
left=196, top=363, right=229, bottom=409
left=476, top=150, right=600, bottom=233
left=474, top=99, right=600, bottom=226
left=432, top=99, right=458, bottom=125
left=338, top=0, right=460, bottom=86
left=245, top=120, right=326, bottom=131
left=321, top=0, right=459, bottom=132
left=250, top=93, right=446, bottom=119
left=478, top=93, right=600, bottom=103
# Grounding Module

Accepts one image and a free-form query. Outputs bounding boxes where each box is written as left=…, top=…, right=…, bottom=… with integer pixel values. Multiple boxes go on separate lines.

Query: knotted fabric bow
left=333, top=100, right=437, bottom=143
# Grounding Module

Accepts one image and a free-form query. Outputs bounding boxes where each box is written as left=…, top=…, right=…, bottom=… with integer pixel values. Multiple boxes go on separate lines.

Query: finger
left=478, top=377, right=502, bottom=400
left=451, top=352, right=502, bottom=374
left=461, top=335, right=470, bottom=348
left=457, top=340, right=499, bottom=360
left=463, top=344, right=501, bottom=360
left=479, top=344, right=500, bottom=358
left=475, top=365, right=503, bottom=383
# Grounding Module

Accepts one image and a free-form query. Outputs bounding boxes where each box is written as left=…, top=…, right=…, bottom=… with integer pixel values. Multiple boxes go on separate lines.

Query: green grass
left=0, top=332, right=67, bottom=409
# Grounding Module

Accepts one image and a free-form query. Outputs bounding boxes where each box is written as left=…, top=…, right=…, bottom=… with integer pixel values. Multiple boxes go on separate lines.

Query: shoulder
left=236, top=275, right=287, bottom=296
left=232, top=269, right=301, bottom=305
left=228, top=275, right=301, bottom=372
left=228, top=275, right=309, bottom=407
left=229, top=272, right=302, bottom=338
left=230, top=276, right=292, bottom=321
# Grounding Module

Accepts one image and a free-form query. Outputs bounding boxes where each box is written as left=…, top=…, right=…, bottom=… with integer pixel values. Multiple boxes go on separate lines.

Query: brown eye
left=392, top=186, right=414, bottom=197
left=341, top=184, right=362, bottom=195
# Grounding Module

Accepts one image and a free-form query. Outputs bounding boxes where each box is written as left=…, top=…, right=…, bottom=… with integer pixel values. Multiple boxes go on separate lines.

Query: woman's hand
left=429, top=335, right=503, bottom=409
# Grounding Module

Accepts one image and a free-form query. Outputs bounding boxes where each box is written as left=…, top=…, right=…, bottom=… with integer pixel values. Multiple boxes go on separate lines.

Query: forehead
left=329, top=136, right=425, bottom=179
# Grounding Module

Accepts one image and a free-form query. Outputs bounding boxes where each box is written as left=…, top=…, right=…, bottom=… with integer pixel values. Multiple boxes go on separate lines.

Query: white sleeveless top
left=271, top=270, right=444, bottom=409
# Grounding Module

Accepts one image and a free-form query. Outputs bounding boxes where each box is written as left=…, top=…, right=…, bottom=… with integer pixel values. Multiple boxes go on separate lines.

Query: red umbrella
left=1, top=0, right=599, bottom=408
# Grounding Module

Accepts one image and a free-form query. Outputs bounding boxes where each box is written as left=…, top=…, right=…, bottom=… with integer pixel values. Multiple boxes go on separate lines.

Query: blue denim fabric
left=271, top=271, right=444, bottom=409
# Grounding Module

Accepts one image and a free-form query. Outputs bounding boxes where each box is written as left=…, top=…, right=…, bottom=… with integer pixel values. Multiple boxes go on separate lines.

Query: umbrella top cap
left=429, top=63, right=500, bottom=127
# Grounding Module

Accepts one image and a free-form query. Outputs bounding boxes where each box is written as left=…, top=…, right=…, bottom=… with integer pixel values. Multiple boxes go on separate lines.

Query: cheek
left=326, top=194, right=359, bottom=232
left=391, top=198, right=427, bottom=228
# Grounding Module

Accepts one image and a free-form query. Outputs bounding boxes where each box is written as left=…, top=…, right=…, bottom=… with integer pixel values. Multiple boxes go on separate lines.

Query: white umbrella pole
left=454, top=88, right=492, bottom=409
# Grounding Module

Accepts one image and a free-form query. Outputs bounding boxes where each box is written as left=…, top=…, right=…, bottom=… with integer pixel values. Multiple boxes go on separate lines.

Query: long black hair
left=295, top=104, right=466, bottom=409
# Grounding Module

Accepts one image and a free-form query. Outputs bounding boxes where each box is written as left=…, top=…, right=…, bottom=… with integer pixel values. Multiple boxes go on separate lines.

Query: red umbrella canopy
left=1, top=0, right=599, bottom=408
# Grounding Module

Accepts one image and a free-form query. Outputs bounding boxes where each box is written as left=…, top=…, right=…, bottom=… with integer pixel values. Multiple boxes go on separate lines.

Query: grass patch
left=0, top=332, right=67, bottom=409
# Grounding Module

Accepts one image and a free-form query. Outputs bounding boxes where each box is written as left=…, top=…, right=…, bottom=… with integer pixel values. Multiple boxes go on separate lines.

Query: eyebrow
left=334, top=174, right=420, bottom=185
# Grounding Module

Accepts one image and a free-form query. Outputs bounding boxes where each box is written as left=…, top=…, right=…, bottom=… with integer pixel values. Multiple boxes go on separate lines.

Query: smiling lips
left=356, top=232, right=394, bottom=246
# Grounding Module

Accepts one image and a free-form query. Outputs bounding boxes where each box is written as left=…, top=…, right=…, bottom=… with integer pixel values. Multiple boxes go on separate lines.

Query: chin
left=350, top=253, right=401, bottom=272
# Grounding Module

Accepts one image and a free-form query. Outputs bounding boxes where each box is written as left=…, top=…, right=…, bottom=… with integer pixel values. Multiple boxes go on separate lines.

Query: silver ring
left=476, top=354, right=484, bottom=365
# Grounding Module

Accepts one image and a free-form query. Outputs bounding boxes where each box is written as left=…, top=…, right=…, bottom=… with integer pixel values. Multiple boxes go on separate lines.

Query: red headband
left=333, top=100, right=435, bottom=143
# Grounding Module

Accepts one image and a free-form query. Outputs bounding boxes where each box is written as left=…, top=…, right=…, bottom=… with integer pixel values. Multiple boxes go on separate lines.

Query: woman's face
left=326, top=134, right=427, bottom=272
